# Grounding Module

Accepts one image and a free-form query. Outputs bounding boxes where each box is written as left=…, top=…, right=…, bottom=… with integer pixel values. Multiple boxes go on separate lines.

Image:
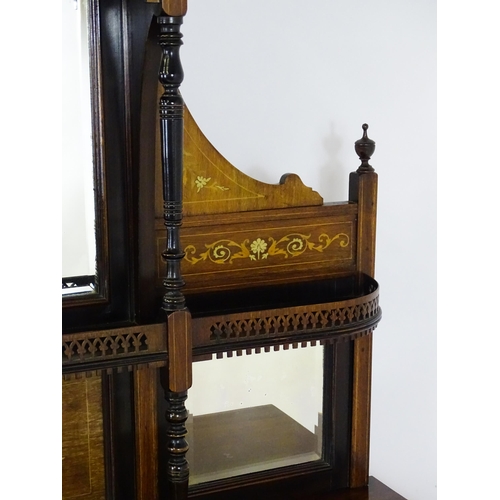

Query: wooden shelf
left=188, top=274, right=381, bottom=359
left=186, top=406, right=407, bottom=500
left=187, top=404, right=321, bottom=485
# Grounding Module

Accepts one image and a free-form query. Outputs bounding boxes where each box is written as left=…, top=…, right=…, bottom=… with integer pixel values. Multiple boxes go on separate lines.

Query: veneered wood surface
left=349, top=171, right=378, bottom=487
left=350, top=333, right=373, bottom=487
left=154, top=204, right=358, bottom=295
left=62, top=376, right=105, bottom=500
left=354, top=174, right=378, bottom=278
left=154, top=105, right=323, bottom=218
left=161, top=0, right=187, bottom=16
left=167, top=310, right=193, bottom=392
left=134, top=368, right=159, bottom=500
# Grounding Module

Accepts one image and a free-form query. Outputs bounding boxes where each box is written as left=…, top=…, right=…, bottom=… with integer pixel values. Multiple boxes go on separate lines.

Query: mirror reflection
left=62, top=0, right=96, bottom=295
left=187, top=345, right=324, bottom=485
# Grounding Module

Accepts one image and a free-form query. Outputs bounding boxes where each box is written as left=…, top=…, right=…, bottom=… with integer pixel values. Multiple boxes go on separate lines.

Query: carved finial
left=355, top=123, right=376, bottom=173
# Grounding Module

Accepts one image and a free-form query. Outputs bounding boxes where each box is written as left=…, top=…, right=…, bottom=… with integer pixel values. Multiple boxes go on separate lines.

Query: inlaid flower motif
left=183, top=232, right=349, bottom=266
left=250, top=238, right=268, bottom=260
left=251, top=238, right=267, bottom=254
left=195, top=176, right=211, bottom=192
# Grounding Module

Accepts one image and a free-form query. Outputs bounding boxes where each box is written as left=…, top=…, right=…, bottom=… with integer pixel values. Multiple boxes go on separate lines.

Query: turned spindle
left=157, top=11, right=192, bottom=500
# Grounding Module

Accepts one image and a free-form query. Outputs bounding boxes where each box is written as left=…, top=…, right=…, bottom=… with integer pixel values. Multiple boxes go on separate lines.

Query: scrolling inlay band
left=184, top=232, right=349, bottom=265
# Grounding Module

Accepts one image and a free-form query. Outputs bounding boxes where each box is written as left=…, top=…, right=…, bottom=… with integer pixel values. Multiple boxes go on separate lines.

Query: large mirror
left=62, top=0, right=104, bottom=298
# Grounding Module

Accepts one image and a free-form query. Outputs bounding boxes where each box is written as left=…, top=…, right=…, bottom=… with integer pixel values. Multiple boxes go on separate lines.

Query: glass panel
left=187, top=345, right=324, bottom=485
left=62, top=0, right=97, bottom=294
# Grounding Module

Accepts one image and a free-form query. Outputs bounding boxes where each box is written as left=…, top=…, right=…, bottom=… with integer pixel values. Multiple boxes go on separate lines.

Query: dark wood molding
left=102, top=371, right=136, bottom=500
left=158, top=13, right=186, bottom=314
left=62, top=323, right=167, bottom=376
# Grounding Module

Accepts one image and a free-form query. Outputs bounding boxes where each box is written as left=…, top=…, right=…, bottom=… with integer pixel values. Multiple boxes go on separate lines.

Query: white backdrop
left=181, top=1, right=437, bottom=499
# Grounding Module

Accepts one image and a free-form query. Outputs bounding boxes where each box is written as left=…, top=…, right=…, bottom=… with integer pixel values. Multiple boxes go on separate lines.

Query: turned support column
left=157, top=6, right=192, bottom=499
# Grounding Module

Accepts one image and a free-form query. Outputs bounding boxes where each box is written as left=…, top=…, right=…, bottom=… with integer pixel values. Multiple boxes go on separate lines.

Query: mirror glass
left=62, top=0, right=97, bottom=296
left=187, top=345, right=324, bottom=485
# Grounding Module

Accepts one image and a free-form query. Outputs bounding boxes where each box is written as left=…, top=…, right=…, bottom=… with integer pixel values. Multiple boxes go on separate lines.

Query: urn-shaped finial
left=355, top=124, right=376, bottom=173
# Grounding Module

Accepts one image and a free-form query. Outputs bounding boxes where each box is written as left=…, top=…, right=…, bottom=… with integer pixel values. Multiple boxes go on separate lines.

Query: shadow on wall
left=320, top=122, right=348, bottom=203
left=232, top=121, right=349, bottom=201
left=245, top=164, right=279, bottom=185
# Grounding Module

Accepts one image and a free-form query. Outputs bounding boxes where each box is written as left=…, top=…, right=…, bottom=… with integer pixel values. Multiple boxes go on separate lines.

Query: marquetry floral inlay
left=250, top=238, right=268, bottom=260
left=184, top=232, right=349, bottom=265
left=194, top=175, right=229, bottom=193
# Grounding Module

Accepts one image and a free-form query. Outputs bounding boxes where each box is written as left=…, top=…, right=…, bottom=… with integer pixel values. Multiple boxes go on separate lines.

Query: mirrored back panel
left=187, top=346, right=324, bottom=485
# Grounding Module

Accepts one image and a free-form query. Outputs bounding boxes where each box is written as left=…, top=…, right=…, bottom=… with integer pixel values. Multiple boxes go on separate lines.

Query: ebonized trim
left=63, top=0, right=162, bottom=332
